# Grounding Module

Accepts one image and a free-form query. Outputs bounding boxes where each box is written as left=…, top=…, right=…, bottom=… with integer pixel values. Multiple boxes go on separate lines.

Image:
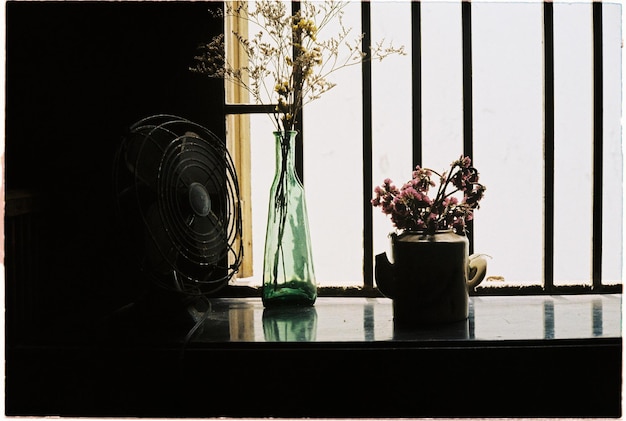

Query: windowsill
left=184, top=294, right=622, bottom=343
left=6, top=294, right=622, bottom=418
left=222, top=282, right=624, bottom=298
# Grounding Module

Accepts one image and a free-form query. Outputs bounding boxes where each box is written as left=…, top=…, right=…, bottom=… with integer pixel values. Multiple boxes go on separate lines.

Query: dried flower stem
left=191, top=0, right=405, bottom=133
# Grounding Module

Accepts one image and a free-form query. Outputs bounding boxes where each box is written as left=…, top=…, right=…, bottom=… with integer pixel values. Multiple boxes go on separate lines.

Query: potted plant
left=372, top=156, right=488, bottom=325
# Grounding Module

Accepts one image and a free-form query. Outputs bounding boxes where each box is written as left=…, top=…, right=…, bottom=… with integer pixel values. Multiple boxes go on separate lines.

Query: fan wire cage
left=114, top=114, right=243, bottom=296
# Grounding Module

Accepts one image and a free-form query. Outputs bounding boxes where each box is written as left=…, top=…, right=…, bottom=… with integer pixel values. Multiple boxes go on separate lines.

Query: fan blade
left=144, top=204, right=178, bottom=275
left=188, top=214, right=215, bottom=237
left=126, top=126, right=176, bottom=190
left=190, top=213, right=226, bottom=264
left=178, top=135, right=227, bottom=189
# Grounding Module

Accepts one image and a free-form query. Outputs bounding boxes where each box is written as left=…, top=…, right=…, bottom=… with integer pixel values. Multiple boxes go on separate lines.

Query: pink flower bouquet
left=372, top=156, right=486, bottom=235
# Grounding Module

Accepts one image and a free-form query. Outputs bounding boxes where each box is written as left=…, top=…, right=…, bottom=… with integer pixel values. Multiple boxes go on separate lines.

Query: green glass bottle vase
left=262, top=131, right=317, bottom=307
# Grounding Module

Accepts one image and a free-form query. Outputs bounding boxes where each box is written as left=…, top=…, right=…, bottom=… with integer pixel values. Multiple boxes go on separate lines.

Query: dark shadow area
left=5, top=0, right=225, bottom=337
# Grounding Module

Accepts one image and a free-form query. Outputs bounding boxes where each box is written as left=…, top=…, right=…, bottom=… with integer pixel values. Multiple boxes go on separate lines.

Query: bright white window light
left=553, top=3, right=594, bottom=286
left=238, top=1, right=622, bottom=288
left=472, top=3, right=545, bottom=285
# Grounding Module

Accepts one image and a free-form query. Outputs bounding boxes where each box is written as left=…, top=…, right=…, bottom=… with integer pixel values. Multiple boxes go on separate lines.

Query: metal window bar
left=411, top=1, right=422, bottom=169
left=544, top=1, right=555, bottom=292
left=362, top=1, right=374, bottom=289
left=291, top=0, right=305, bottom=183
left=592, top=1, right=604, bottom=290
left=462, top=0, right=475, bottom=255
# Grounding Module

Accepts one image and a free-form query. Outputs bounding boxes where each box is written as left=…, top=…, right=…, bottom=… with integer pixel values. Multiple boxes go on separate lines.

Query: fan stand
left=110, top=274, right=208, bottom=335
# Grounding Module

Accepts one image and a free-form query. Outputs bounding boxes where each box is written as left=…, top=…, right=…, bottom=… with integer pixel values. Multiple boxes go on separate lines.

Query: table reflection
left=262, top=306, right=318, bottom=342
left=189, top=295, right=621, bottom=343
left=228, top=306, right=255, bottom=341
left=392, top=318, right=470, bottom=340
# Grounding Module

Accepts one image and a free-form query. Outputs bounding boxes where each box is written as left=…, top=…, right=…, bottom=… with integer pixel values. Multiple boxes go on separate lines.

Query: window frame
left=222, top=0, right=622, bottom=296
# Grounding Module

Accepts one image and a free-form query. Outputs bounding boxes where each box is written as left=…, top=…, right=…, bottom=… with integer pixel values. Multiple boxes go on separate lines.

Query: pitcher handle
left=468, top=254, right=489, bottom=289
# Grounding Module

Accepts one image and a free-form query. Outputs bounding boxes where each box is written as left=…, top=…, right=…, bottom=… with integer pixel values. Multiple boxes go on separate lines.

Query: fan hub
left=189, top=182, right=211, bottom=217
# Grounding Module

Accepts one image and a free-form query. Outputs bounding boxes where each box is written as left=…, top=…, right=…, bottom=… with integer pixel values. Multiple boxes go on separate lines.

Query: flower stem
left=271, top=133, right=291, bottom=287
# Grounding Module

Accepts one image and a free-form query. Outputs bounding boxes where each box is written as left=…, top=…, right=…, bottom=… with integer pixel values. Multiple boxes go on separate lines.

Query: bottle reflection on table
left=262, top=306, right=318, bottom=342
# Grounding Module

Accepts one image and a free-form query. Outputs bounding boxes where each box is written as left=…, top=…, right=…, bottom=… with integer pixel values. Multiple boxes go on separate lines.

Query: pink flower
left=411, top=166, right=435, bottom=192
left=464, top=184, right=486, bottom=208
left=372, top=155, right=485, bottom=235
left=453, top=218, right=466, bottom=232
left=452, top=166, right=479, bottom=191
left=443, top=196, right=459, bottom=207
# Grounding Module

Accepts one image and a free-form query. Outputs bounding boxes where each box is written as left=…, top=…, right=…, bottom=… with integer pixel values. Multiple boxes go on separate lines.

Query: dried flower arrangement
left=190, top=0, right=405, bottom=133
left=191, top=1, right=405, bottom=300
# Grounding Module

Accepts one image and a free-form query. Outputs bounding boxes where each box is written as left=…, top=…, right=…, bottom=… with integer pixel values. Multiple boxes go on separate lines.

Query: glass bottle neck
left=274, top=131, right=297, bottom=176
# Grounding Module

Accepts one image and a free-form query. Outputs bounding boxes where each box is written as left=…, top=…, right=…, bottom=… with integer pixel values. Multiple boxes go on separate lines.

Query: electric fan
left=113, top=114, right=243, bottom=297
